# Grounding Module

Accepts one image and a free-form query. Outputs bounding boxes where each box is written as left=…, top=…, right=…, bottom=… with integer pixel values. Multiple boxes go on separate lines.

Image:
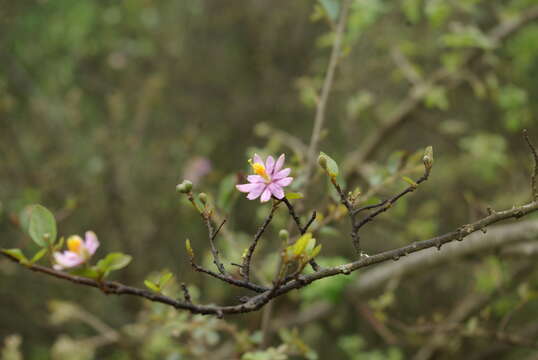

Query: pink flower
left=53, top=231, right=100, bottom=270
left=236, top=154, right=293, bottom=202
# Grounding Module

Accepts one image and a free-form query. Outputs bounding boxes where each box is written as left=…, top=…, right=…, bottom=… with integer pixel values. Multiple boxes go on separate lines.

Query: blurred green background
left=1, top=0, right=538, bottom=359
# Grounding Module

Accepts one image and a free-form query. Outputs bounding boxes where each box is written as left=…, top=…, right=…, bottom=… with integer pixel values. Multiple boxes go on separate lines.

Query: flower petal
left=236, top=183, right=261, bottom=193
left=273, top=168, right=291, bottom=180
left=260, top=187, right=272, bottom=202
left=273, top=154, right=285, bottom=174
left=253, top=153, right=263, bottom=165
left=265, top=156, right=275, bottom=175
left=247, top=175, right=265, bottom=183
left=53, top=251, right=84, bottom=269
left=268, top=183, right=284, bottom=199
left=275, top=177, right=293, bottom=187
left=84, top=231, right=100, bottom=255
left=246, top=183, right=266, bottom=200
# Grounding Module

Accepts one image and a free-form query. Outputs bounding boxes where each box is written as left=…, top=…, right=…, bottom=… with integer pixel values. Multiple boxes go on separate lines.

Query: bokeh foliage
left=1, top=0, right=538, bottom=359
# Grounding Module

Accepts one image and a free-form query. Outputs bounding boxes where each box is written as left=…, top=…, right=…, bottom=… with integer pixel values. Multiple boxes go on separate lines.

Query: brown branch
left=189, top=257, right=268, bottom=293
left=352, top=168, right=430, bottom=233
left=523, top=129, right=538, bottom=200
left=271, top=199, right=538, bottom=297
left=181, top=283, right=192, bottom=304
left=349, top=219, right=538, bottom=294
left=304, top=0, right=352, bottom=184
left=281, top=197, right=320, bottom=271
left=241, top=202, right=279, bottom=281
left=4, top=198, right=536, bottom=317
left=330, top=161, right=430, bottom=254
left=204, top=216, right=227, bottom=275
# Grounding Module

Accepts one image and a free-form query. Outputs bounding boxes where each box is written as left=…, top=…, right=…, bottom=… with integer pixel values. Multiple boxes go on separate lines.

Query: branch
left=241, top=202, right=279, bottom=281
left=188, top=259, right=268, bottom=293
left=271, top=200, right=538, bottom=297
left=523, top=129, right=538, bottom=200
left=349, top=219, right=538, bottom=294
left=304, top=0, right=352, bottom=184
left=4, top=199, right=536, bottom=316
left=352, top=167, right=430, bottom=232
left=281, top=197, right=320, bottom=271
left=204, top=216, right=227, bottom=275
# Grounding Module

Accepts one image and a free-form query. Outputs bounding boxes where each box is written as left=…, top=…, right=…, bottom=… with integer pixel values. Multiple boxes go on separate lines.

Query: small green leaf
left=293, top=233, right=312, bottom=256
left=30, top=248, right=48, bottom=264
left=159, top=272, right=173, bottom=288
left=310, top=244, right=322, bottom=259
left=304, top=237, right=317, bottom=254
left=185, top=239, right=194, bottom=259
left=19, top=206, right=35, bottom=235
left=2, top=248, right=29, bottom=264
left=319, top=152, right=339, bottom=178
left=402, top=176, right=418, bottom=187
left=70, top=267, right=101, bottom=279
left=28, top=205, right=57, bottom=247
left=96, top=252, right=132, bottom=277
left=144, top=279, right=161, bottom=293
left=285, top=192, right=304, bottom=200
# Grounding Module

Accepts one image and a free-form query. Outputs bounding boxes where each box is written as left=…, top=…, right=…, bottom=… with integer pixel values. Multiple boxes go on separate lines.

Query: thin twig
left=241, top=202, right=279, bottom=281
left=189, top=259, right=268, bottom=293
left=181, top=283, right=192, bottom=304
left=352, top=169, right=430, bottom=233
left=204, top=216, right=226, bottom=275
left=304, top=0, right=352, bottom=184
left=523, top=129, right=538, bottom=200
left=304, top=211, right=317, bottom=232
left=281, top=197, right=320, bottom=271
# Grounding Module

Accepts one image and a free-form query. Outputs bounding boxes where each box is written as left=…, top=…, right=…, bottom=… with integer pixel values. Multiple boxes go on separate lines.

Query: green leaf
left=96, top=252, right=132, bottom=277
left=30, top=248, right=48, bottom=264
left=402, top=176, right=418, bottom=187
left=2, top=248, right=29, bottom=264
left=185, top=239, right=194, bottom=259
left=28, top=204, right=57, bottom=247
left=319, top=151, right=339, bottom=178
left=319, top=0, right=339, bottom=22
left=159, top=272, right=173, bottom=288
left=144, top=279, right=161, bottom=293
left=293, top=233, right=312, bottom=256
left=285, top=192, right=304, bottom=200
left=310, top=244, right=322, bottom=259
left=19, top=206, right=35, bottom=235
left=70, top=267, right=101, bottom=279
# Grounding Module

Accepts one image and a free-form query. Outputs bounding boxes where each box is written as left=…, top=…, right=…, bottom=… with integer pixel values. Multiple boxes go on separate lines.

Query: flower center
left=67, top=236, right=83, bottom=254
left=249, top=160, right=271, bottom=181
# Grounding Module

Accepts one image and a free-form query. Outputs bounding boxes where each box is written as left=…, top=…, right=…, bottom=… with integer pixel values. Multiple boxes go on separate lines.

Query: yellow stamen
left=67, top=235, right=83, bottom=254
left=249, top=159, right=270, bottom=181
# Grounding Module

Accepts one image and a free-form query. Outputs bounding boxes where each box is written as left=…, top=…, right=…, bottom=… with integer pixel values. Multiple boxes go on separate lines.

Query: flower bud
left=318, top=154, right=328, bottom=170
left=176, top=180, right=193, bottom=194
left=423, top=146, right=434, bottom=170
left=279, top=229, right=289, bottom=241
left=198, top=192, right=208, bottom=205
